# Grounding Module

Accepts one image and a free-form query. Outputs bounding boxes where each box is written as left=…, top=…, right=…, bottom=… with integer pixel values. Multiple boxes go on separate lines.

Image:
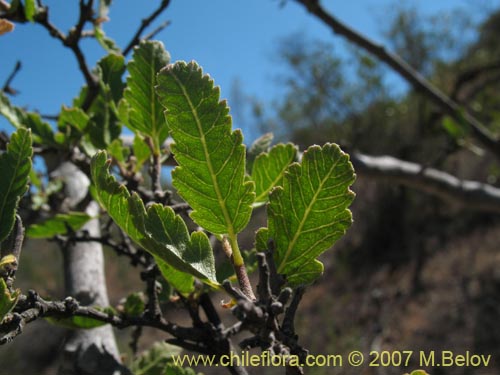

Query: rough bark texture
left=51, top=162, right=128, bottom=375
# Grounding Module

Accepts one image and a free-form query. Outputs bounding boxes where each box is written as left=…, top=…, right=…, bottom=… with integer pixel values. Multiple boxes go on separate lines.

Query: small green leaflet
left=26, top=212, right=93, bottom=239
left=0, top=278, right=19, bottom=323
left=123, top=40, right=170, bottom=153
left=85, top=54, right=124, bottom=149
left=130, top=342, right=182, bottom=375
left=24, top=0, right=37, bottom=22
left=90, top=151, right=218, bottom=287
left=156, top=61, right=255, bottom=236
left=59, top=106, right=90, bottom=133
left=0, top=128, right=32, bottom=243
left=256, top=144, right=355, bottom=287
left=156, top=258, right=194, bottom=295
left=46, top=306, right=116, bottom=329
left=0, top=93, right=55, bottom=146
left=251, top=143, right=297, bottom=206
left=94, top=26, right=121, bottom=54
left=123, top=292, right=145, bottom=318
left=46, top=315, right=107, bottom=329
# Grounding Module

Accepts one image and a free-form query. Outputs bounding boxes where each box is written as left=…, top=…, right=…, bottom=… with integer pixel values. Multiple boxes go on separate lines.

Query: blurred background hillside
left=2, top=1, right=500, bottom=374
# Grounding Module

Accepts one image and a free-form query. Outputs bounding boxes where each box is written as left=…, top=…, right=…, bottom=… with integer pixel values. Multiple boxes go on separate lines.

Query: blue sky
left=0, top=0, right=495, bottom=140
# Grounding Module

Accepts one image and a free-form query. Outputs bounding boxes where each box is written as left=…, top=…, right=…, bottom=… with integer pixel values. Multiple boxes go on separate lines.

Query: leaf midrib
left=255, top=154, right=292, bottom=203
left=171, top=71, right=235, bottom=238
left=277, top=158, right=339, bottom=273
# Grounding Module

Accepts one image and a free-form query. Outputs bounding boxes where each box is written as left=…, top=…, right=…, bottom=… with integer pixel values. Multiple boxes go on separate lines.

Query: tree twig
left=123, top=0, right=171, bottom=56
left=143, top=20, right=171, bottom=42
left=295, top=0, right=500, bottom=159
left=0, top=291, right=204, bottom=345
left=33, top=2, right=99, bottom=111
left=352, top=152, right=500, bottom=213
left=2, top=61, right=21, bottom=95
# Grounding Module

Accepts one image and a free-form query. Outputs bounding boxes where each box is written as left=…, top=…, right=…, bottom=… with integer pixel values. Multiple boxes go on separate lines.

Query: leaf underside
left=0, top=128, right=32, bottom=243
left=257, top=143, right=355, bottom=287
left=26, top=212, right=93, bottom=239
left=123, top=40, right=170, bottom=152
left=0, top=279, right=19, bottom=323
left=252, top=143, right=297, bottom=206
left=156, top=61, right=255, bottom=236
left=90, top=151, right=217, bottom=287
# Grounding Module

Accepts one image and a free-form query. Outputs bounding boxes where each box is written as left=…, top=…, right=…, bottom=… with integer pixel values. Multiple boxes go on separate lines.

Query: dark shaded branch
left=123, top=0, right=171, bottom=56
left=352, top=152, right=500, bottom=213
left=146, top=137, right=165, bottom=202
left=295, top=0, right=500, bottom=159
left=141, top=265, right=162, bottom=320
left=452, top=60, right=500, bottom=100
left=456, top=71, right=500, bottom=104
left=2, top=61, right=21, bottom=95
left=0, top=291, right=204, bottom=345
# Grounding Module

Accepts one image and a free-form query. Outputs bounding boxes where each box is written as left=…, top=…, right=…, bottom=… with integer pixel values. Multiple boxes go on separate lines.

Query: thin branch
left=352, top=152, right=500, bottom=213
left=452, top=60, right=500, bottom=100
left=142, top=20, right=171, bottom=42
left=141, top=265, right=162, bottom=320
left=146, top=137, right=165, bottom=202
left=33, top=3, right=99, bottom=111
left=56, top=231, right=148, bottom=267
left=2, top=61, right=21, bottom=95
left=123, top=0, right=171, bottom=56
left=0, top=291, right=203, bottom=345
left=295, top=0, right=500, bottom=159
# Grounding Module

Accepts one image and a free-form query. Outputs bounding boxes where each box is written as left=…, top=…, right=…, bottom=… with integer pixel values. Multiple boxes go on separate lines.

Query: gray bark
left=351, top=152, right=500, bottom=213
left=50, top=162, right=129, bottom=375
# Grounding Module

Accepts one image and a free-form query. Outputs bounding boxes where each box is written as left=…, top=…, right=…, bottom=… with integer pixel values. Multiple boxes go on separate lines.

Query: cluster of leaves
left=0, top=40, right=355, bottom=372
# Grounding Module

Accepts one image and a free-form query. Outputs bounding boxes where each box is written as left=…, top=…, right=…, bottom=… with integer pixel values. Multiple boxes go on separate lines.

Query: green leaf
left=0, top=92, right=55, bottom=145
left=46, top=315, right=107, bottom=329
left=91, top=151, right=218, bottom=286
left=0, top=128, right=32, bottom=243
left=123, top=292, right=145, bottom=317
left=107, top=138, right=130, bottom=164
left=84, top=54, right=125, bottom=149
left=26, top=212, right=93, bottom=239
left=123, top=40, right=170, bottom=153
left=442, top=116, right=468, bottom=139
left=247, top=132, right=274, bottom=173
left=24, top=0, right=36, bottom=22
left=257, top=144, right=355, bottom=287
left=94, top=26, right=121, bottom=54
left=132, top=135, right=152, bottom=171
left=156, top=258, right=194, bottom=295
left=0, top=278, right=19, bottom=323
left=59, top=106, right=90, bottom=133
left=156, top=61, right=255, bottom=238
left=97, top=53, right=126, bottom=103
left=130, top=342, right=182, bottom=375
left=251, top=143, right=297, bottom=206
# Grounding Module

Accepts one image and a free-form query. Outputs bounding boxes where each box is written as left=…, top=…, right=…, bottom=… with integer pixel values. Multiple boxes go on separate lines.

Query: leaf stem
left=223, top=236, right=255, bottom=300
